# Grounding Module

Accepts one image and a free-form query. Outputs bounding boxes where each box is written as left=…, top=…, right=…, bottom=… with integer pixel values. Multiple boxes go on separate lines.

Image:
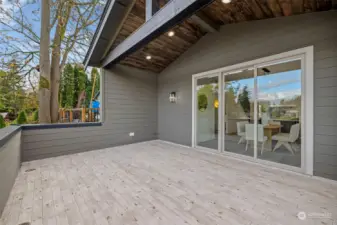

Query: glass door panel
left=223, top=69, right=255, bottom=157
left=196, top=75, right=219, bottom=150
left=256, top=59, right=302, bottom=167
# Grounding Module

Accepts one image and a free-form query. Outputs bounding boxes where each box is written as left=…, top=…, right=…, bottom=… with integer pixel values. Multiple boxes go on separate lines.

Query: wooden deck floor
left=1, top=140, right=337, bottom=225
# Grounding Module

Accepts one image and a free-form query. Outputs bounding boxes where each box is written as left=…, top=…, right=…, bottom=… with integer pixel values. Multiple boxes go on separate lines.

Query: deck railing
left=59, top=108, right=100, bottom=123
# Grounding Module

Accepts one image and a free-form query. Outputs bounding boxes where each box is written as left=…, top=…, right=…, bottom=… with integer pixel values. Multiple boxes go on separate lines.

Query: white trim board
left=191, top=46, right=314, bottom=176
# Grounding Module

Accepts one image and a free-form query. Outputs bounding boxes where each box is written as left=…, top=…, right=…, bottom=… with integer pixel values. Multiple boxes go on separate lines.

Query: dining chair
left=271, top=123, right=300, bottom=155
left=236, top=121, right=249, bottom=144
left=261, top=114, right=270, bottom=125
left=245, top=124, right=267, bottom=154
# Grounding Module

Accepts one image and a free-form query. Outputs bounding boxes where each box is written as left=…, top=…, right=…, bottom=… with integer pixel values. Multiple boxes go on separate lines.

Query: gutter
left=83, top=0, right=114, bottom=68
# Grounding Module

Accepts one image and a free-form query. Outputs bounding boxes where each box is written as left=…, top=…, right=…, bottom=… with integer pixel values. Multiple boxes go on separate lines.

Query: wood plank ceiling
left=108, top=0, right=333, bottom=72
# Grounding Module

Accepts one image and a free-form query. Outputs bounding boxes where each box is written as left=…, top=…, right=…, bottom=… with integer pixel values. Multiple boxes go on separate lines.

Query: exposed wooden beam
left=267, top=0, right=283, bottom=17
left=101, top=0, right=137, bottom=60
left=190, top=11, right=219, bottom=33
left=146, top=0, right=160, bottom=21
left=291, top=0, right=304, bottom=14
left=84, top=0, right=136, bottom=67
left=102, top=0, right=215, bottom=68
left=278, top=0, right=293, bottom=16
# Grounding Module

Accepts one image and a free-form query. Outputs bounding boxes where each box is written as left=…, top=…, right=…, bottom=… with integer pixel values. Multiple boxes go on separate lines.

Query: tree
left=0, top=115, right=5, bottom=128
left=198, top=94, right=208, bottom=111
left=39, top=0, right=52, bottom=123
left=85, top=68, right=100, bottom=106
left=16, top=111, right=28, bottom=124
left=85, top=74, right=92, bottom=106
left=238, top=85, right=251, bottom=116
left=0, top=62, right=25, bottom=114
left=23, top=91, right=39, bottom=113
left=91, top=68, right=100, bottom=101
left=60, top=64, right=94, bottom=108
left=61, top=64, right=75, bottom=107
left=73, top=65, right=87, bottom=108
left=33, top=110, right=39, bottom=122
left=197, top=84, right=217, bottom=111
left=0, top=0, right=104, bottom=123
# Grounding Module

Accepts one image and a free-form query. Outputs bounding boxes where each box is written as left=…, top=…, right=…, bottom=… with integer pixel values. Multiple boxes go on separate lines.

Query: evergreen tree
left=59, top=65, right=99, bottom=109
left=238, top=85, right=251, bottom=116
left=33, top=110, right=39, bottom=122
left=62, top=64, right=75, bottom=108
left=16, top=111, right=28, bottom=124
left=73, top=65, right=87, bottom=108
left=85, top=75, right=92, bottom=107
left=0, top=115, right=5, bottom=128
left=85, top=68, right=100, bottom=106
left=92, top=68, right=100, bottom=97
left=0, top=61, right=25, bottom=114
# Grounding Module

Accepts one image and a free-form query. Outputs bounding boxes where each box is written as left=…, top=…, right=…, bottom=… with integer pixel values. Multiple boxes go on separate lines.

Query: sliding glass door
left=256, top=59, right=302, bottom=167
left=195, top=74, right=219, bottom=150
left=223, top=68, right=255, bottom=157
left=221, top=58, right=303, bottom=168
left=192, top=47, right=312, bottom=174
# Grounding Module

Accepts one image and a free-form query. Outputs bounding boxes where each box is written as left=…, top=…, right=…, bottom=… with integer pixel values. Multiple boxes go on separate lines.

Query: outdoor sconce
left=169, top=92, right=177, bottom=103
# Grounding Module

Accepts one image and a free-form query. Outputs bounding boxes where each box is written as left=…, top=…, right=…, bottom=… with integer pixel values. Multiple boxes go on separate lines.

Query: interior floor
left=198, top=135, right=301, bottom=168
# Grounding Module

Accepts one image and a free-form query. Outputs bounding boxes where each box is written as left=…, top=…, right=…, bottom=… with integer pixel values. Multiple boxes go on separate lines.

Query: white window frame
left=192, top=46, right=314, bottom=175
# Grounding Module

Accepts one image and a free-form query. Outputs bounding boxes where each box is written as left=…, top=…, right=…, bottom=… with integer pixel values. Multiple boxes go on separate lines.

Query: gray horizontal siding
left=0, top=129, right=21, bottom=216
left=22, top=65, right=158, bottom=161
left=157, top=11, right=337, bottom=180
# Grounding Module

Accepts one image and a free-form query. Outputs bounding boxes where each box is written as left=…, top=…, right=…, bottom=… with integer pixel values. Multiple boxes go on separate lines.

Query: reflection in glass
left=223, top=69, right=255, bottom=157
left=257, top=60, right=301, bottom=167
left=196, top=76, right=219, bottom=150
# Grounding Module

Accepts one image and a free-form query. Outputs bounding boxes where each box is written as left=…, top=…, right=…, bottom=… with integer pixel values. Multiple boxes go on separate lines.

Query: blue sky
left=226, top=70, right=301, bottom=103
left=0, top=0, right=103, bottom=65
left=1, top=0, right=41, bottom=41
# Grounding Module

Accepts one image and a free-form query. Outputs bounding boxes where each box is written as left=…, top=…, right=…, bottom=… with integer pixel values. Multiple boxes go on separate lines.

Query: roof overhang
left=102, top=0, right=214, bottom=68
left=85, top=0, right=335, bottom=71
left=84, top=0, right=136, bottom=68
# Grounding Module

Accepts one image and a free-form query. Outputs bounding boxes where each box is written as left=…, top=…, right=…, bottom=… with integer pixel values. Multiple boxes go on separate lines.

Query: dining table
left=263, top=124, right=281, bottom=151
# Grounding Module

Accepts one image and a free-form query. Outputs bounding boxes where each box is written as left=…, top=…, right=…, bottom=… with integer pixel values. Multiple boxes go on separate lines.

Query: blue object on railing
left=92, top=100, right=100, bottom=113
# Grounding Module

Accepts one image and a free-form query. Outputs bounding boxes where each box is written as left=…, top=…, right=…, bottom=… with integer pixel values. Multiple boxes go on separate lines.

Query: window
left=192, top=47, right=314, bottom=175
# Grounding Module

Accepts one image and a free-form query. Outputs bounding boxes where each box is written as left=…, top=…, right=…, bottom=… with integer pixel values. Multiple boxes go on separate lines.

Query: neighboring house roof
left=85, top=0, right=335, bottom=71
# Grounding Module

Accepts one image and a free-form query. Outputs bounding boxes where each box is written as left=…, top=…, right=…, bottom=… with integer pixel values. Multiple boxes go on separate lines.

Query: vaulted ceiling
left=107, top=0, right=334, bottom=72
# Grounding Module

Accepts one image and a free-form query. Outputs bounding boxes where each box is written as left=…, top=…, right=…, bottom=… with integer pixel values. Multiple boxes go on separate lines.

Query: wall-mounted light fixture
left=169, top=92, right=177, bottom=103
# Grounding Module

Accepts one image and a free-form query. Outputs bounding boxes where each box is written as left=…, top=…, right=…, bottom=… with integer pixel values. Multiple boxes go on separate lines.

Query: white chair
left=261, top=113, right=270, bottom=125
left=236, top=121, right=249, bottom=144
left=272, top=123, right=300, bottom=155
left=245, top=124, right=267, bottom=154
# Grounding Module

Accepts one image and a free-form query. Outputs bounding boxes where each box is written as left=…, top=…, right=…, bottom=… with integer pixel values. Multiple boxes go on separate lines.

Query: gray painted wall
left=157, top=11, right=337, bottom=180
left=0, top=128, right=21, bottom=216
left=22, top=65, right=157, bottom=161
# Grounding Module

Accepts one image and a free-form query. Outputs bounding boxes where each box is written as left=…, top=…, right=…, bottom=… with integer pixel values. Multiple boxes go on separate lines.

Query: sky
left=226, top=69, right=301, bottom=104
left=0, top=0, right=41, bottom=44
left=0, top=0, right=103, bottom=67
